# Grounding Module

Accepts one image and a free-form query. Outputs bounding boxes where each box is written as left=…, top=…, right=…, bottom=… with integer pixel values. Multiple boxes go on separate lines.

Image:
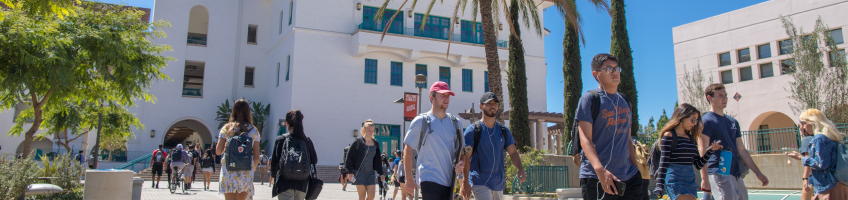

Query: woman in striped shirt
left=652, top=104, right=722, bottom=200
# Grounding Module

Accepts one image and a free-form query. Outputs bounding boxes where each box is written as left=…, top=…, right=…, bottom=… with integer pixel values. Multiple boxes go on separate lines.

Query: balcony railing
left=182, top=87, right=202, bottom=97
left=187, top=35, right=207, bottom=46
left=358, top=23, right=508, bottom=48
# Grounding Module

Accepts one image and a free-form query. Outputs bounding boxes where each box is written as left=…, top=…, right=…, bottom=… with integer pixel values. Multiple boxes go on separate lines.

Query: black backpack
left=153, top=150, right=165, bottom=164
left=647, top=130, right=690, bottom=179
left=279, top=133, right=312, bottom=181
left=471, top=121, right=507, bottom=168
left=170, top=150, right=183, bottom=162
left=567, top=89, right=631, bottom=156
left=225, top=125, right=254, bottom=171
left=201, top=156, right=214, bottom=168
left=260, top=155, right=269, bottom=165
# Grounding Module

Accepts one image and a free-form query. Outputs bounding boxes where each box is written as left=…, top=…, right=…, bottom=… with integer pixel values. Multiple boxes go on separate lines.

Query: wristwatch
left=802, top=178, right=809, bottom=180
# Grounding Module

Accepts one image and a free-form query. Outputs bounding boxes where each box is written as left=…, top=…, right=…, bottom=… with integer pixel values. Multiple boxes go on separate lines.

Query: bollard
left=84, top=169, right=134, bottom=200
left=132, top=177, right=144, bottom=200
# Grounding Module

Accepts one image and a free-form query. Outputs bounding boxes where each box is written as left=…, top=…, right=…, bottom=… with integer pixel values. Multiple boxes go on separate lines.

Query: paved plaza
left=140, top=181, right=403, bottom=200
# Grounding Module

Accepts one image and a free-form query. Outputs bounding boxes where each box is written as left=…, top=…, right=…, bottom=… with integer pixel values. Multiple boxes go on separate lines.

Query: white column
left=529, top=121, right=536, bottom=149
left=536, top=119, right=546, bottom=151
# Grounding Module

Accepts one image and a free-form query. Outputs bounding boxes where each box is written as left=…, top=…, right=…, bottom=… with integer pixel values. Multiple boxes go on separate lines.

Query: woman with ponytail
left=787, top=109, right=848, bottom=199
left=270, top=109, right=317, bottom=200
left=345, top=119, right=385, bottom=200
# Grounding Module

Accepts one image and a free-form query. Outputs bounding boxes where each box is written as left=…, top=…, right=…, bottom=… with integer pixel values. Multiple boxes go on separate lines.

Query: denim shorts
left=664, top=164, right=698, bottom=200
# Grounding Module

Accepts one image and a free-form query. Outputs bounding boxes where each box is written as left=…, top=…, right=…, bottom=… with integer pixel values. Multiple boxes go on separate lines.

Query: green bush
left=38, top=153, right=85, bottom=195
left=504, top=147, right=549, bottom=194
left=0, top=151, right=42, bottom=199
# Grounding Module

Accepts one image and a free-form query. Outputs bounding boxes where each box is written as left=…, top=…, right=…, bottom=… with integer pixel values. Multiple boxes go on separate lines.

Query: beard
left=483, top=109, right=497, bottom=118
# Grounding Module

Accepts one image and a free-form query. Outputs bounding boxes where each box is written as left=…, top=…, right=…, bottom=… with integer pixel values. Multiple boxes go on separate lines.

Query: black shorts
left=420, top=181, right=452, bottom=200
left=151, top=163, right=163, bottom=176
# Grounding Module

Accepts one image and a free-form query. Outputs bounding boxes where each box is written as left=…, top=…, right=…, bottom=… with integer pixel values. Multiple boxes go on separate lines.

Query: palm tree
left=375, top=0, right=609, bottom=123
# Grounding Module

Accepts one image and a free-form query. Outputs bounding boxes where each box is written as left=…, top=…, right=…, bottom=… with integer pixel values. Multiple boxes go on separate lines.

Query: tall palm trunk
left=479, top=0, right=505, bottom=123
left=610, top=0, right=638, bottom=136
left=562, top=8, right=582, bottom=152
left=507, top=0, right=531, bottom=152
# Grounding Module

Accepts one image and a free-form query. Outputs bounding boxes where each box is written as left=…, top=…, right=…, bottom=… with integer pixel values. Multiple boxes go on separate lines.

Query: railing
left=187, top=35, right=207, bottom=46
left=357, top=23, right=508, bottom=48
left=740, top=123, right=848, bottom=154
left=634, top=134, right=660, bottom=146
left=510, top=165, right=568, bottom=194
left=114, top=154, right=151, bottom=171
left=182, top=87, right=202, bottom=97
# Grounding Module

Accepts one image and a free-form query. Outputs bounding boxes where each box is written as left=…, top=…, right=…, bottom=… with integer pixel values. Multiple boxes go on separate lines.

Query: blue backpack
left=835, top=143, right=848, bottom=184
left=225, top=125, right=254, bottom=171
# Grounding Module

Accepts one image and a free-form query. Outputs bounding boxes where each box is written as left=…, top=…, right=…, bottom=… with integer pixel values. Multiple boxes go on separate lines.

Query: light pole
left=414, top=74, right=426, bottom=115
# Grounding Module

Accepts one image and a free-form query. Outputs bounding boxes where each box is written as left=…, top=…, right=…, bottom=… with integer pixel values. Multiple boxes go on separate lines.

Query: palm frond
left=446, top=0, right=462, bottom=57
left=470, top=0, right=479, bottom=28
left=520, top=0, right=543, bottom=36
left=379, top=0, right=409, bottom=42
left=499, top=0, right=522, bottom=42
left=420, top=0, right=438, bottom=30
left=410, top=0, right=420, bottom=13
left=552, top=0, right=610, bottom=45
left=459, top=0, right=469, bottom=16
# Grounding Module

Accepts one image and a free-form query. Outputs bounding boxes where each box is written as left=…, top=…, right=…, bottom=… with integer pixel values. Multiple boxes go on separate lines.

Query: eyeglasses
left=687, top=117, right=699, bottom=124
left=600, top=66, right=622, bottom=73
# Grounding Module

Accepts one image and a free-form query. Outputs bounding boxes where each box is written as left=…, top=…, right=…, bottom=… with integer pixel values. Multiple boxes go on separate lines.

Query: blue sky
left=102, top=0, right=771, bottom=127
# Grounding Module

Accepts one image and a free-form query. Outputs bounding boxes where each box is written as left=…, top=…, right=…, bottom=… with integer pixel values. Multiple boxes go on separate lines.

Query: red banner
left=404, top=92, right=418, bottom=121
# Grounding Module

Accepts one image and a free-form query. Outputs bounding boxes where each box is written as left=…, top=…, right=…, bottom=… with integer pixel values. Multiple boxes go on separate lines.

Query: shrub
left=504, top=147, right=549, bottom=194
left=0, top=151, right=42, bottom=199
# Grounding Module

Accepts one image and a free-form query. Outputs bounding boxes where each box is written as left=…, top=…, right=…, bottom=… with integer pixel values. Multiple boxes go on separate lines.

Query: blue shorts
left=664, top=164, right=698, bottom=200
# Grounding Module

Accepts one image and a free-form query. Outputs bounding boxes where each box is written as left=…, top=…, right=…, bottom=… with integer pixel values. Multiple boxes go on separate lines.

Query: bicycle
left=169, top=166, right=186, bottom=194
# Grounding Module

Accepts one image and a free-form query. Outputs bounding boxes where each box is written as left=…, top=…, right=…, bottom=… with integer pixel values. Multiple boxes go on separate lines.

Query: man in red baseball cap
left=402, top=81, right=465, bottom=200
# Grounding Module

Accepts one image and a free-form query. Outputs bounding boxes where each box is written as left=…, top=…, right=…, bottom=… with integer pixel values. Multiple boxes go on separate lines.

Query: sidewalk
left=141, top=180, right=401, bottom=200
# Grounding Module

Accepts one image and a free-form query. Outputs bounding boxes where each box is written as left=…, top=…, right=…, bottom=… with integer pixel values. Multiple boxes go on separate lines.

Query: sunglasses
left=686, top=117, right=699, bottom=124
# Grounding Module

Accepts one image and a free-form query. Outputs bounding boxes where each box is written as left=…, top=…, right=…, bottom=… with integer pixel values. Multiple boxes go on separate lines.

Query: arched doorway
left=745, top=111, right=797, bottom=154
left=163, top=119, right=213, bottom=151
left=16, top=137, right=54, bottom=160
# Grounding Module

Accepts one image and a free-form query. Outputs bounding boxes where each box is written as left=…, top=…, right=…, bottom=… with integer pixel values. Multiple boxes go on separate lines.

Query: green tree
left=215, top=99, right=271, bottom=134
left=0, top=4, right=174, bottom=158
left=655, top=109, right=669, bottom=134
left=375, top=0, right=609, bottom=125
left=37, top=99, right=140, bottom=152
left=561, top=0, right=583, bottom=152
left=678, top=63, right=714, bottom=115
left=609, top=0, right=638, bottom=136
left=643, top=116, right=655, bottom=135
left=507, top=0, right=531, bottom=151
left=780, top=16, right=848, bottom=123
left=0, top=0, right=78, bottom=20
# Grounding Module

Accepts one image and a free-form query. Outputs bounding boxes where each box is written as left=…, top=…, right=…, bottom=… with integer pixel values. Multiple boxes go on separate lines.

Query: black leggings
left=378, top=180, right=387, bottom=196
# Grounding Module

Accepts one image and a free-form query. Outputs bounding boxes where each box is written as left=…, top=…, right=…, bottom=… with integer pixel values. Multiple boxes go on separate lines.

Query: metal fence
left=510, top=165, right=568, bottom=194
left=634, top=135, right=660, bottom=146
left=740, top=123, right=848, bottom=154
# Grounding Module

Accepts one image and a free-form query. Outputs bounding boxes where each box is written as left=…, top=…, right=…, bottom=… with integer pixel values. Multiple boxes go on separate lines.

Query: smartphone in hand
left=613, top=181, right=626, bottom=196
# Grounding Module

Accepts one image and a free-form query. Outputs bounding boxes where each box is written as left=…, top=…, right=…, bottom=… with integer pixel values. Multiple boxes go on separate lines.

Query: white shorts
left=202, top=167, right=213, bottom=172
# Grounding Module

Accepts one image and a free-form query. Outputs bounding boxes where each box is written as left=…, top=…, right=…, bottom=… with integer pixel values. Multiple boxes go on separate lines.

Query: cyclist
left=169, top=144, right=191, bottom=186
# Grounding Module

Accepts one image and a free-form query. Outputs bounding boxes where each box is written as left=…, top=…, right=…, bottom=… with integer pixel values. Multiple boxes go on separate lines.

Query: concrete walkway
left=140, top=180, right=402, bottom=200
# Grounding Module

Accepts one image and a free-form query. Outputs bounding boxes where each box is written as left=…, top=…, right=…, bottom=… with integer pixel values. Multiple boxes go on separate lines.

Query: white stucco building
left=673, top=0, right=847, bottom=150
left=0, top=0, right=553, bottom=169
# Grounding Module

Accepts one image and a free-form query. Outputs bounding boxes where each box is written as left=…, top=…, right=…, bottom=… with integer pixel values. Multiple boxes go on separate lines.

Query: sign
left=733, top=92, right=742, bottom=101
left=404, top=92, right=418, bottom=121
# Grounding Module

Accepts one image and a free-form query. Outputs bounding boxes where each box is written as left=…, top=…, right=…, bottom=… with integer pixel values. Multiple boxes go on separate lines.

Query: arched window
left=187, top=5, right=209, bottom=46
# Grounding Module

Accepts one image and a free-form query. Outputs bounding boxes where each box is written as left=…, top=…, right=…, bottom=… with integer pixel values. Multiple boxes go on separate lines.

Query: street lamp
left=414, top=74, right=427, bottom=115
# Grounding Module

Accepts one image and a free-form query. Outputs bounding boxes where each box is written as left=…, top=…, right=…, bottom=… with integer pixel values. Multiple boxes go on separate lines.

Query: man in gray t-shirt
left=403, top=81, right=463, bottom=200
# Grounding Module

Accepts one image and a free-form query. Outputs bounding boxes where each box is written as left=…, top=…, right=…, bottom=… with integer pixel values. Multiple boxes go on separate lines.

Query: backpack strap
left=472, top=121, right=483, bottom=161
left=415, top=113, right=432, bottom=158
left=590, top=89, right=601, bottom=121
left=568, top=90, right=602, bottom=156
left=448, top=113, right=463, bottom=155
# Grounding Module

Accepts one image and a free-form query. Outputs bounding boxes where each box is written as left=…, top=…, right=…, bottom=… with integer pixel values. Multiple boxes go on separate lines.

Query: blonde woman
left=787, top=109, right=848, bottom=199
left=344, top=119, right=385, bottom=200
left=215, top=99, right=261, bottom=200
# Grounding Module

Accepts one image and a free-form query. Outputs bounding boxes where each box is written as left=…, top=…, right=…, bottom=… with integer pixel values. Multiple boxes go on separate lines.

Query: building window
left=288, top=1, right=294, bottom=25
left=830, top=28, right=844, bottom=45
left=415, top=64, right=427, bottom=88
left=276, top=62, right=281, bottom=87
left=365, top=59, right=377, bottom=84
left=284, top=10, right=285, bottom=34
left=484, top=71, right=489, bottom=92
left=415, top=14, right=451, bottom=40
left=737, top=48, right=750, bottom=63
left=718, top=52, right=731, bottom=67
left=829, top=49, right=845, bottom=67
left=286, top=55, right=291, bottom=81
left=759, top=63, right=774, bottom=78
left=183, top=61, right=205, bottom=97
left=779, top=39, right=793, bottom=55
left=720, top=70, right=733, bottom=84
left=247, top=24, right=258, bottom=44
left=362, top=7, right=403, bottom=34
left=439, top=66, right=450, bottom=86
left=390, top=62, right=403, bottom=86
left=781, top=59, right=795, bottom=75
left=739, top=66, right=753, bottom=82
left=187, top=6, right=209, bottom=46
left=245, top=67, right=255, bottom=87
left=460, top=21, right=483, bottom=44
left=757, top=44, right=771, bottom=59
left=462, top=69, right=472, bottom=92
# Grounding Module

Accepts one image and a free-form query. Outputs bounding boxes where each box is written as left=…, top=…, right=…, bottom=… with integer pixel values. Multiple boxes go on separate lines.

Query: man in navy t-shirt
left=457, top=92, right=525, bottom=200
left=576, top=54, right=641, bottom=200
left=698, top=84, right=769, bottom=200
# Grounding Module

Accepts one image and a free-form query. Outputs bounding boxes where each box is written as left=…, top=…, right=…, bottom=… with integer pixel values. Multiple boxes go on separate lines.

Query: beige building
left=673, top=0, right=847, bottom=152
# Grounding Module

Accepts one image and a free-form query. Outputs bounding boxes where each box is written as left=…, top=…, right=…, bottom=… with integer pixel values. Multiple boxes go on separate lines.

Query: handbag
left=305, top=164, right=323, bottom=200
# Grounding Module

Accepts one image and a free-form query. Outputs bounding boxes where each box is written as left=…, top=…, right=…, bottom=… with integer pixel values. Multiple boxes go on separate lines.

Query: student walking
left=786, top=109, right=848, bottom=199
left=786, top=119, right=817, bottom=200
left=259, top=150, right=269, bottom=185
left=403, top=81, right=464, bottom=200
left=185, top=144, right=199, bottom=188
left=651, top=103, right=723, bottom=200
left=391, top=150, right=407, bottom=200
left=575, top=54, right=642, bottom=200
left=150, top=145, right=168, bottom=188
left=270, top=109, right=318, bottom=200
left=698, top=84, right=769, bottom=200
left=345, top=119, right=386, bottom=200
left=378, top=154, right=391, bottom=200
left=201, top=149, right=215, bottom=191
left=215, top=99, right=262, bottom=200
left=457, top=92, right=526, bottom=200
